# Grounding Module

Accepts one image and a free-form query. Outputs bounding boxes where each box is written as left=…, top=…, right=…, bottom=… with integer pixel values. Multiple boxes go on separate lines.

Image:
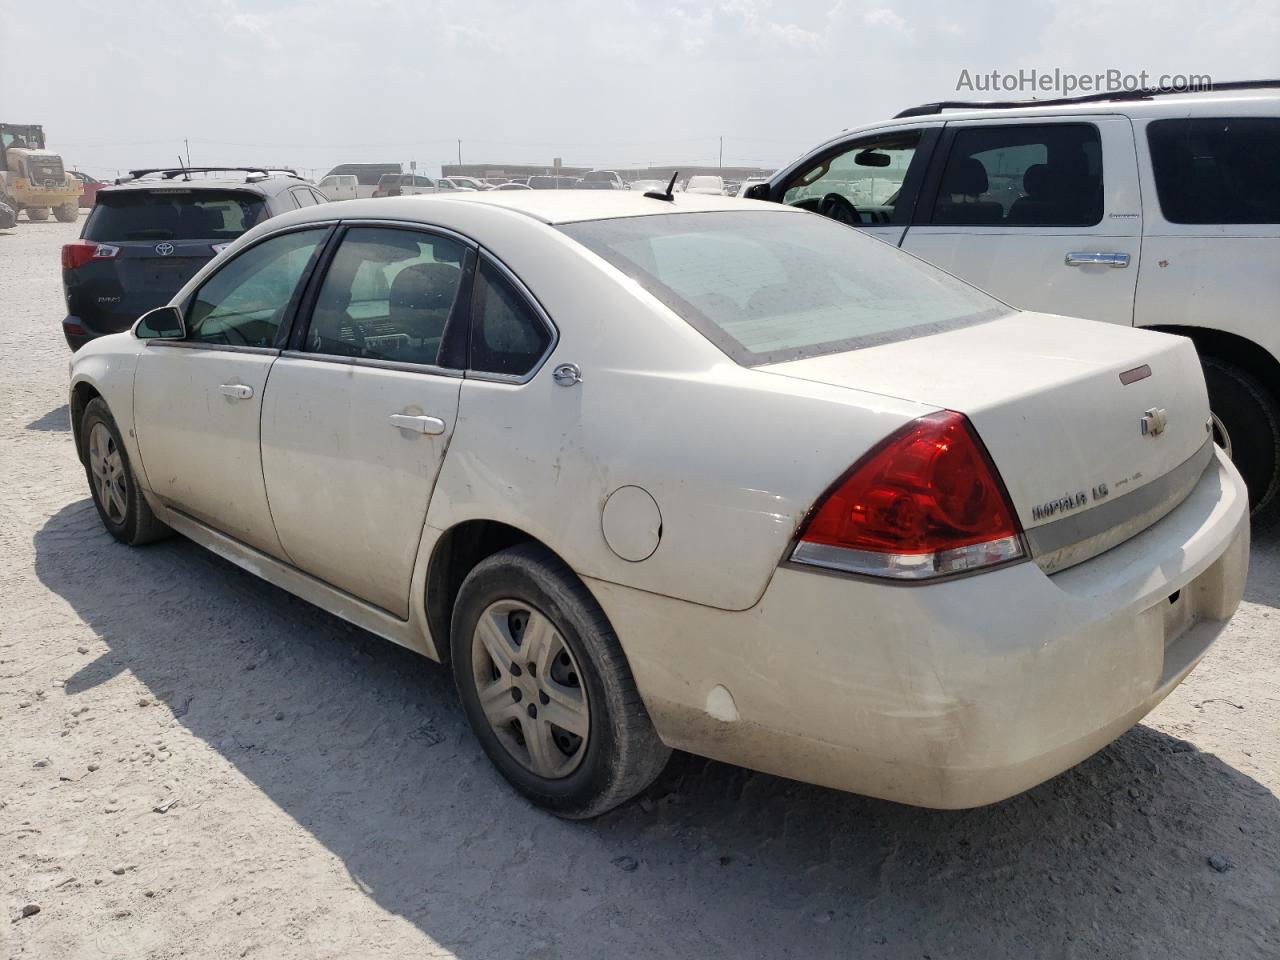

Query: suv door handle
left=389, top=413, right=446, bottom=435
left=1065, top=251, right=1130, bottom=268
left=219, top=383, right=254, bottom=400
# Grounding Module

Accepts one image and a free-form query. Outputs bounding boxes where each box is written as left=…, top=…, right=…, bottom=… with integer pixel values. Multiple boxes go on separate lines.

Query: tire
left=1203, top=357, right=1280, bottom=515
left=54, top=201, right=78, bottom=222
left=25, top=206, right=49, bottom=221
left=80, top=398, right=171, bottom=546
left=451, top=542, right=670, bottom=818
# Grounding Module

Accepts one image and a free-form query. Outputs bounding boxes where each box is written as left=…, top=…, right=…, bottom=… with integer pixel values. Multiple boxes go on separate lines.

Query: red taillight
left=792, top=410, right=1025, bottom=580
left=61, top=240, right=120, bottom=270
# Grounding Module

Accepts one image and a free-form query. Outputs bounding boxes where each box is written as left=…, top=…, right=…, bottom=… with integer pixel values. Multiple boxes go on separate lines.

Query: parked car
left=749, top=81, right=1280, bottom=513
left=628, top=179, right=669, bottom=192
left=61, top=167, right=320, bottom=351
left=0, top=197, right=15, bottom=229
left=320, top=162, right=402, bottom=199
left=736, top=176, right=770, bottom=197
left=528, top=176, right=581, bottom=189
left=577, top=170, right=625, bottom=190
left=68, top=191, right=1247, bottom=818
left=684, top=175, right=726, bottom=195
left=317, top=173, right=359, bottom=201
left=70, top=170, right=105, bottom=207
left=444, top=175, right=489, bottom=191
left=436, top=177, right=477, bottom=192
left=492, top=182, right=533, bottom=190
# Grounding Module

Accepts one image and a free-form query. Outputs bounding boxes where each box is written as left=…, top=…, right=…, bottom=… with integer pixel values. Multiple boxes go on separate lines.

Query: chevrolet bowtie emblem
left=1141, top=407, right=1168, bottom=437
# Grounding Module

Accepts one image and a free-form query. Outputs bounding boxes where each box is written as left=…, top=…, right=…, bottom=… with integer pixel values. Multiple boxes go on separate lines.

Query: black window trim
left=915, top=120, right=1106, bottom=229
left=282, top=219, right=477, bottom=377
left=158, top=221, right=338, bottom=355
left=466, top=247, right=560, bottom=385
left=766, top=125, right=941, bottom=228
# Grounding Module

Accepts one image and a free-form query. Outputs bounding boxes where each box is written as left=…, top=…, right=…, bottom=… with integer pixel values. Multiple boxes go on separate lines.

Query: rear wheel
left=54, top=201, right=78, bottom=222
left=81, top=398, right=171, bottom=546
left=451, top=543, right=670, bottom=818
left=1203, top=358, right=1280, bottom=514
left=25, top=206, right=49, bottom=221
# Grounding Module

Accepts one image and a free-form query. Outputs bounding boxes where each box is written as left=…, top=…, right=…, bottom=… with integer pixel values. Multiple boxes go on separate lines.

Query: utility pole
left=184, top=138, right=191, bottom=168
left=457, top=139, right=462, bottom=168
left=719, top=136, right=723, bottom=172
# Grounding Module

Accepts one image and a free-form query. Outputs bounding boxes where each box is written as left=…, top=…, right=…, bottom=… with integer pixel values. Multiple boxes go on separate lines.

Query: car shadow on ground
left=26, top=403, right=69, bottom=432
left=33, top=500, right=1280, bottom=958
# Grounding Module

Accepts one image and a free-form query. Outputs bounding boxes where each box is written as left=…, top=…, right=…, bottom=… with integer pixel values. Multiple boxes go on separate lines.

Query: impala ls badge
left=155, top=241, right=175, bottom=257
left=1141, top=407, right=1168, bottom=437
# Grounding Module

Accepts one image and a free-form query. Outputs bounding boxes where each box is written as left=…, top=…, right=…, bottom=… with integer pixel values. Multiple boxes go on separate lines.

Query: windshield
left=559, top=210, right=1009, bottom=365
left=85, top=190, right=268, bottom=242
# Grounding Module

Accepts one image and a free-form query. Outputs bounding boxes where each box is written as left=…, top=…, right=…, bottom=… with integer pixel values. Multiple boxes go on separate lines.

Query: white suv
left=750, top=81, right=1280, bottom=513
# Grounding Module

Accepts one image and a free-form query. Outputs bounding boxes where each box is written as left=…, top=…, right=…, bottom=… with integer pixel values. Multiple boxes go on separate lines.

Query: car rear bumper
left=589, top=447, right=1250, bottom=808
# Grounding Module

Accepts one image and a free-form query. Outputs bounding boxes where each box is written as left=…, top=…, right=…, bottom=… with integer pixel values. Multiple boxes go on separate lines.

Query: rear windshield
left=86, top=190, right=267, bottom=242
left=1146, top=117, right=1280, bottom=224
left=559, top=211, right=1007, bottom=365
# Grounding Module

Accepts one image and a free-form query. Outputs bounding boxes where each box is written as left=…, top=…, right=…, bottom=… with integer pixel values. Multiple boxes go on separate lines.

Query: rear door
left=259, top=225, right=472, bottom=617
left=133, top=226, right=330, bottom=557
left=900, top=116, right=1142, bottom=325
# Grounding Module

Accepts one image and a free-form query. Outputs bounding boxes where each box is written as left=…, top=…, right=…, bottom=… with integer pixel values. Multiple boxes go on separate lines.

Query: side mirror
left=135, top=305, right=186, bottom=341
left=744, top=182, right=771, bottom=201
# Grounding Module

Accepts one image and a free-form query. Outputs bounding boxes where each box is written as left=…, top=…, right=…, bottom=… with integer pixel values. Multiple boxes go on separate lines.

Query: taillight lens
left=61, top=241, right=120, bottom=270
left=791, top=410, right=1025, bottom=580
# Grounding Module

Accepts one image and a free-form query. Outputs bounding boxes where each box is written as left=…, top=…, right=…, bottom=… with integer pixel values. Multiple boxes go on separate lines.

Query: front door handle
left=389, top=413, right=446, bottom=435
left=1065, top=251, right=1130, bottom=268
left=219, top=383, right=254, bottom=400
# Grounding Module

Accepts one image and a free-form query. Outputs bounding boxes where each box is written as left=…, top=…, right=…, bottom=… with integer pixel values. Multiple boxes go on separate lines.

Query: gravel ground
left=2, top=218, right=1278, bottom=960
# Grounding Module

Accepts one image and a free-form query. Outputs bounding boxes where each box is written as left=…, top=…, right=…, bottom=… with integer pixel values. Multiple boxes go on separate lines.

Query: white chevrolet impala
left=69, top=191, right=1250, bottom=817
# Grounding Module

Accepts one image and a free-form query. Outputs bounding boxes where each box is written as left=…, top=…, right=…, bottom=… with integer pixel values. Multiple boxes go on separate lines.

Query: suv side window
left=304, top=227, right=467, bottom=366
left=782, top=130, right=922, bottom=224
left=469, top=260, right=552, bottom=378
left=290, top=187, right=317, bottom=208
left=929, top=123, right=1103, bottom=227
left=186, top=229, right=325, bottom=347
left=1147, top=117, right=1280, bottom=224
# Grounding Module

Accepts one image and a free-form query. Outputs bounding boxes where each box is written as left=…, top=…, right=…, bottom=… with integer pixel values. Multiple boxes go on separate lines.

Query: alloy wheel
left=471, top=599, right=590, bottom=779
left=88, top=422, right=128, bottom=525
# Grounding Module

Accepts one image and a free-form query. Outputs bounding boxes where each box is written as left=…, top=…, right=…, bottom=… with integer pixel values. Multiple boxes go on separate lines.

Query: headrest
left=389, top=262, right=459, bottom=313
left=943, top=156, right=988, bottom=197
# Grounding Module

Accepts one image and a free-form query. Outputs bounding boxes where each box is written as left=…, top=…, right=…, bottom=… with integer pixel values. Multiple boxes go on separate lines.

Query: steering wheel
left=817, top=193, right=863, bottom=226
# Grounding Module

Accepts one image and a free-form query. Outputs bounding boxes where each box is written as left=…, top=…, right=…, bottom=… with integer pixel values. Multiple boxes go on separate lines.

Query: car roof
left=306, top=190, right=799, bottom=225
left=99, top=174, right=301, bottom=197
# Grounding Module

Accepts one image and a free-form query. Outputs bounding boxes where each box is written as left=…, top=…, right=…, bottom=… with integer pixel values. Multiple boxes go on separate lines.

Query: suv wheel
left=451, top=543, right=670, bottom=818
left=54, top=202, right=78, bottom=223
left=1203, top=358, right=1280, bottom=514
left=81, top=398, right=171, bottom=545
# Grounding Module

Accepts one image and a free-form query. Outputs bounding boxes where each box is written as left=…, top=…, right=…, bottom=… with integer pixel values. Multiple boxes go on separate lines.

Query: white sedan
left=69, top=191, right=1250, bottom=817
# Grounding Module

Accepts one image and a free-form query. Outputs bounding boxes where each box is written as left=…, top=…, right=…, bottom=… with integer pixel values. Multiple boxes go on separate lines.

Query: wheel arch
left=1143, top=325, right=1280, bottom=403
left=69, top=380, right=104, bottom=464
left=425, top=519, right=583, bottom=662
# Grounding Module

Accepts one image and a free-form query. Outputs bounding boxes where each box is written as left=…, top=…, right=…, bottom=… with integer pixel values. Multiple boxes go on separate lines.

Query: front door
left=133, top=227, right=329, bottom=557
left=900, top=116, right=1142, bottom=326
left=260, top=225, right=471, bottom=617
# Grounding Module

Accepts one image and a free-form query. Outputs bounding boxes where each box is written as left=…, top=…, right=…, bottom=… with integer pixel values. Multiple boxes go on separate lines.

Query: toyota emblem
left=155, top=242, right=175, bottom=257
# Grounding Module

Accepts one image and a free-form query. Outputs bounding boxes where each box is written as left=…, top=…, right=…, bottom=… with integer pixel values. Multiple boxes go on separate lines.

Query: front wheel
left=54, top=201, right=78, bottom=222
left=1203, top=358, right=1280, bottom=514
left=25, top=206, right=50, bottom=221
left=451, top=543, right=670, bottom=818
left=81, top=398, right=171, bottom=545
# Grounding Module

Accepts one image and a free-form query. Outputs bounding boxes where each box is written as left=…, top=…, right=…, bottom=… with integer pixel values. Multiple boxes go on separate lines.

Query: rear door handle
left=1065, top=251, right=1130, bottom=268
left=219, top=383, right=254, bottom=399
left=389, top=413, right=446, bottom=435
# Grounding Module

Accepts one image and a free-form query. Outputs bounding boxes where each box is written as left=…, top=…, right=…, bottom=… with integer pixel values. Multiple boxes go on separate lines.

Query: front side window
left=469, top=261, right=552, bottom=377
left=560, top=211, right=1006, bottom=366
left=782, top=131, right=922, bottom=225
left=1147, top=117, right=1280, bottom=224
left=186, top=229, right=325, bottom=346
left=305, top=227, right=467, bottom=366
left=930, top=124, right=1103, bottom=227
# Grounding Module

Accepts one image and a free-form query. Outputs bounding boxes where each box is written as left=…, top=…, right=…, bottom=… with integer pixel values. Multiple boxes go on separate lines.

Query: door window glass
left=781, top=131, right=921, bottom=224
left=1147, top=117, right=1280, bottom=224
left=930, top=124, right=1103, bottom=226
left=469, top=261, right=552, bottom=377
left=290, top=187, right=317, bottom=208
left=305, top=227, right=467, bottom=366
left=186, top=229, right=325, bottom=346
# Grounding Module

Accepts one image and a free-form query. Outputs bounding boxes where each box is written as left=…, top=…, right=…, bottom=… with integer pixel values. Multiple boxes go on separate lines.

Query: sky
left=2, top=0, right=1278, bottom=180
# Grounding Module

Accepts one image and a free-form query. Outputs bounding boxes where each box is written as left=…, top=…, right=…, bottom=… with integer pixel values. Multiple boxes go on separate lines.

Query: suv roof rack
left=116, top=166, right=302, bottom=184
left=894, top=78, right=1280, bottom=119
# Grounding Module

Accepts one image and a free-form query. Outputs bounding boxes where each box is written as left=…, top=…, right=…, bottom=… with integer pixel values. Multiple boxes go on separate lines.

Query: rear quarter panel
left=68, top=334, right=148, bottom=487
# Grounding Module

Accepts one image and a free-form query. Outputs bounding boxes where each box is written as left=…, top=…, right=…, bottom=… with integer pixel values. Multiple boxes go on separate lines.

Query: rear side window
left=1147, top=118, right=1280, bottom=224
left=560, top=211, right=1006, bottom=365
left=86, top=190, right=267, bottom=241
left=929, top=124, right=1103, bottom=227
left=469, top=261, right=553, bottom=377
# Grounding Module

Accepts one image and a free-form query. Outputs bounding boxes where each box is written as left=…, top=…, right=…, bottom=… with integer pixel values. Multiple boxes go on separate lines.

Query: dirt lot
left=1, top=218, right=1278, bottom=960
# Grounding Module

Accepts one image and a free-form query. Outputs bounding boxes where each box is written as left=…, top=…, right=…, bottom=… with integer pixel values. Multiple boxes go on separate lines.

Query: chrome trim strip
left=278, top=350, right=463, bottom=378
left=144, top=341, right=279, bottom=356
left=791, top=535, right=1024, bottom=581
left=1028, top=438, right=1215, bottom=574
